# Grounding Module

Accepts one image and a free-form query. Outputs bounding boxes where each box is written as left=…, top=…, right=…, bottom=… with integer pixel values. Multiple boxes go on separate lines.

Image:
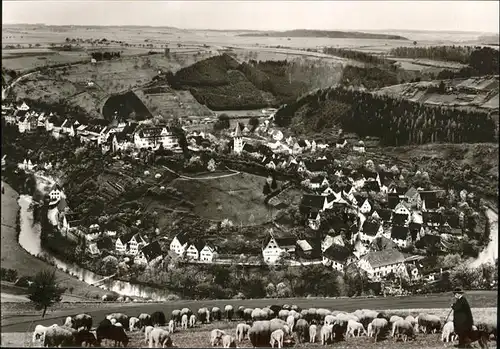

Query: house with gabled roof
left=170, top=233, right=189, bottom=256
left=358, top=249, right=407, bottom=279
left=321, top=234, right=345, bottom=252
left=415, top=234, right=442, bottom=251
left=116, top=232, right=134, bottom=254
left=394, top=200, right=411, bottom=215
left=364, top=180, right=380, bottom=192
left=61, top=119, right=76, bottom=137
left=51, top=118, right=64, bottom=139
left=135, top=241, right=163, bottom=265
left=48, top=184, right=63, bottom=203
left=262, top=231, right=296, bottom=265
left=409, top=222, right=424, bottom=241
left=295, top=238, right=322, bottom=261
left=358, top=198, right=372, bottom=215
left=309, top=176, right=329, bottom=190
left=300, top=194, right=329, bottom=213
left=307, top=210, right=321, bottom=230
left=391, top=226, right=410, bottom=248
left=134, top=124, right=178, bottom=150
left=419, top=191, right=439, bottom=211
left=200, top=243, right=217, bottom=262
left=393, top=213, right=409, bottom=227
left=359, top=221, right=383, bottom=244
left=185, top=241, right=206, bottom=260
left=323, top=244, right=355, bottom=272
left=423, top=212, right=442, bottom=227
left=404, top=187, right=421, bottom=208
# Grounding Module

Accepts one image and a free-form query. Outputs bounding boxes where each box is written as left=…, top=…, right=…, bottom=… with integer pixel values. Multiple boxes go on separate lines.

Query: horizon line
left=2, top=23, right=498, bottom=35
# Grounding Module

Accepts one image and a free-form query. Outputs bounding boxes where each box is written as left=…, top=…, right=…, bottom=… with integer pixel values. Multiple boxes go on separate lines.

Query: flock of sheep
left=31, top=304, right=496, bottom=347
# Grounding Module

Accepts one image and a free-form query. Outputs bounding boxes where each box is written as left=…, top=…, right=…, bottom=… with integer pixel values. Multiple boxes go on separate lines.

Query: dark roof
left=189, top=241, right=205, bottom=252
left=300, top=194, right=326, bottom=209
left=243, top=143, right=256, bottom=153
left=378, top=209, right=392, bottom=221
left=423, top=196, right=439, bottom=209
left=309, top=210, right=320, bottom=220
left=52, top=118, right=65, bottom=127
left=121, top=122, right=138, bottom=135
left=275, top=237, right=297, bottom=248
left=361, top=169, right=378, bottom=180
left=296, top=239, right=322, bottom=259
left=391, top=226, right=409, bottom=240
left=370, top=236, right=397, bottom=251
left=363, top=180, right=380, bottom=192
left=118, top=231, right=135, bottom=245
left=419, top=191, right=437, bottom=201
left=140, top=241, right=163, bottom=261
left=393, top=213, right=408, bottom=226
left=362, top=221, right=380, bottom=236
left=323, top=244, right=351, bottom=263
left=343, top=184, right=353, bottom=193
left=96, top=236, right=114, bottom=250
left=306, top=160, right=327, bottom=172
left=443, top=213, right=460, bottom=229
left=310, top=176, right=327, bottom=184
left=423, top=212, right=442, bottom=224
left=175, top=232, right=189, bottom=246
left=387, top=193, right=401, bottom=209
left=297, top=139, right=307, bottom=147
left=409, top=222, right=422, bottom=232
left=415, top=234, right=441, bottom=249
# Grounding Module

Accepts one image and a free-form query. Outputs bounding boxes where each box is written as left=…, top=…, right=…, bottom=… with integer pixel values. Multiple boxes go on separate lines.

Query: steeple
left=233, top=123, right=243, bottom=154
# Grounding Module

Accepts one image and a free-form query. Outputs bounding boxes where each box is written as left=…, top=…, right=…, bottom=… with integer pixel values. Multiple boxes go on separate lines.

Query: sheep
left=392, top=319, right=416, bottom=342
left=139, top=313, right=152, bottom=328
left=442, top=321, right=457, bottom=343
left=418, top=313, right=441, bottom=334
left=346, top=319, right=367, bottom=338
left=169, top=319, right=176, bottom=333
left=210, top=329, right=226, bottom=346
left=270, top=329, right=285, bottom=348
left=63, top=316, right=73, bottom=328
left=390, top=315, right=404, bottom=324
left=286, top=315, right=295, bottom=333
left=189, top=314, right=196, bottom=328
left=320, top=324, right=333, bottom=345
left=144, top=325, right=154, bottom=344
left=129, top=316, right=140, bottom=332
left=370, top=318, right=389, bottom=343
left=235, top=323, right=251, bottom=342
left=324, top=315, right=336, bottom=326
left=149, top=327, right=173, bottom=348
left=181, top=314, right=188, bottom=330
left=309, top=324, right=317, bottom=343
left=32, top=324, right=58, bottom=345
left=43, top=326, right=75, bottom=347
left=222, top=334, right=236, bottom=348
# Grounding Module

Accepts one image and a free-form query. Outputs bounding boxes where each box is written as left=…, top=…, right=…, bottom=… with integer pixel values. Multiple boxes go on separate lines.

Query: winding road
left=2, top=72, right=36, bottom=99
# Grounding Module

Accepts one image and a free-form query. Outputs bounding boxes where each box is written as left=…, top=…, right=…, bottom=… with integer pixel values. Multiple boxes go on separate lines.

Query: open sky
left=2, top=1, right=499, bottom=33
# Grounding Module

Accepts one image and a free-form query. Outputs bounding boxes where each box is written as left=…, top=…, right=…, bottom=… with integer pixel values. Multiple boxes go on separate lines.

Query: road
left=2, top=291, right=497, bottom=332
left=1, top=72, right=36, bottom=99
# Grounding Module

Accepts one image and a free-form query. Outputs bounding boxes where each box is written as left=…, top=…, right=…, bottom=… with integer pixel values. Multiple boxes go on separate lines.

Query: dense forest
left=323, top=47, right=389, bottom=65
left=90, top=51, right=122, bottom=62
left=275, top=86, right=497, bottom=145
left=390, top=46, right=499, bottom=76
left=339, top=66, right=399, bottom=90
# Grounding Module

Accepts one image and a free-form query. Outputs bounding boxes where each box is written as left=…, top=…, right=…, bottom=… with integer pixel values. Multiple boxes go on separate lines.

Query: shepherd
left=451, top=287, right=474, bottom=348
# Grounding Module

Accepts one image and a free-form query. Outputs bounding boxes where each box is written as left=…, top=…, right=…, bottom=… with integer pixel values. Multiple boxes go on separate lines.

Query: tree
left=28, top=270, right=64, bottom=318
left=263, top=182, right=271, bottom=195
left=248, top=117, right=259, bottom=132
left=214, top=114, right=230, bottom=130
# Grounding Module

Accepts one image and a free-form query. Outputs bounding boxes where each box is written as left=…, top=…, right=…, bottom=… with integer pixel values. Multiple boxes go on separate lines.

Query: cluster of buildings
left=2, top=101, right=181, bottom=153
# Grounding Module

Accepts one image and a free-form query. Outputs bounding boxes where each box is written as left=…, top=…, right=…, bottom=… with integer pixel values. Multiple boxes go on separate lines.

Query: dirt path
left=471, top=208, right=498, bottom=268
left=1, top=72, right=36, bottom=99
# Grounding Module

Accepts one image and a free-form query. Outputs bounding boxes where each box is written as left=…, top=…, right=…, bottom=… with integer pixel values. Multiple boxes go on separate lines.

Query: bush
left=0, top=268, right=18, bottom=282
left=166, top=294, right=181, bottom=301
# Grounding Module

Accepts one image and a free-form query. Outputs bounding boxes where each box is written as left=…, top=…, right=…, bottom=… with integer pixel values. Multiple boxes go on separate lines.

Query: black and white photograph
left=1, top=0, right=498, bottom=347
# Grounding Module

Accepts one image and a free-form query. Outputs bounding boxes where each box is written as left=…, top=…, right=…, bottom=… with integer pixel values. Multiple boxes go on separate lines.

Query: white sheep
left=32, top=324, right=58, bottom=344
left=324, top=315, right=336, bottom=325
left=442, top=321, right=457, bottom=342
left=320, top=324, right=333, bottom=345
left=370, top=318, right=389, bottom=343
left=270, top=329, right=285, bottom=348
left=129, top=317, right=140, bottom=332
left=222, top=334, right=236, bottom=348
left=210, top=329, right=226, bottom=346
left=346, top=319, right=367, bottom=337
left=392, top=319, right=415, bottom=342
left=189, top=314, right=196, bottom=328
left=181, top=314, right=188, bottom=330
left=309, top=324, right=317, bottom=343
left=149, top=327, right=172, bottom=348
left=169, top=319, right=175, bottom=333
left=286, top=315, right=295, bottom=333
left=235, top=323, right=251, bottom=342
left=144, top=325, right=154, bottom=344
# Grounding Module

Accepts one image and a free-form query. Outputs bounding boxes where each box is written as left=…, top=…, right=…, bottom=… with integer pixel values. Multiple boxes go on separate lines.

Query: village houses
left=358, top=249, right=408, bottom=279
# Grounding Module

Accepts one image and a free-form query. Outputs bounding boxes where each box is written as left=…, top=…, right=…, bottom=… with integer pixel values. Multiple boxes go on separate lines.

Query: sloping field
left=168, top=172, right=291, bottom=225
left=376, top=76, right=500, bottom=111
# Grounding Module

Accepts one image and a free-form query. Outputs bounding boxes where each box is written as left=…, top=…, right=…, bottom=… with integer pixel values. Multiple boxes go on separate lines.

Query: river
left=17, top=194, right=171, bottom=301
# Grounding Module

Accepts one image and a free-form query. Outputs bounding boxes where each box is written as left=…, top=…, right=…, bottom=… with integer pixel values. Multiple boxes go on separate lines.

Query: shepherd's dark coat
left=452, top=296, right=473, bottom=334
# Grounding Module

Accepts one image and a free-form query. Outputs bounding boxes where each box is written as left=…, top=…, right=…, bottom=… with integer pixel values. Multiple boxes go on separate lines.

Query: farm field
left=168, top=172, right=294, bottom=225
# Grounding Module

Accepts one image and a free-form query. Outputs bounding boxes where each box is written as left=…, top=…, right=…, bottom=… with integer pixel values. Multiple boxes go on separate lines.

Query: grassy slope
left=168, top=172, right=292, bottom=225
left=0, top=182, right=107, bottom=300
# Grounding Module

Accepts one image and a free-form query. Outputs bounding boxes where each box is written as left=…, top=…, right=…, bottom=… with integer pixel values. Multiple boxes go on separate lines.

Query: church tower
left=233, top=123, right=243, bottom=154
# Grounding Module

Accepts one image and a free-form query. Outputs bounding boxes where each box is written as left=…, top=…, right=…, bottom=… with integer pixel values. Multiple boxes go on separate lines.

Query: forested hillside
left=275, top=86, right=497, bottom=145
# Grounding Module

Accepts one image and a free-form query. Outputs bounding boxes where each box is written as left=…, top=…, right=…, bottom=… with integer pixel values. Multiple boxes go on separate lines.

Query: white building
left=169, top=233, right=189, bottom=256
left=358, top=199, right=372, bottom=215
left=134, top=125, right=178, bottom=150
left=358, top=249, right=407, bottom=279
left=185, top=242, right=205, bottom=260
left=134, top=241, right=163, bottom=266
left=262, top=234, right=296, bottom=265
left=233, top=123, right=243, bottom=154
left=200, top=244, right=216, bottom=262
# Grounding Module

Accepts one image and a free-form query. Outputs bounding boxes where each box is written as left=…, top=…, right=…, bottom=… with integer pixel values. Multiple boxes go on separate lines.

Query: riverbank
left=0, top=181, right=108, bottom=301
